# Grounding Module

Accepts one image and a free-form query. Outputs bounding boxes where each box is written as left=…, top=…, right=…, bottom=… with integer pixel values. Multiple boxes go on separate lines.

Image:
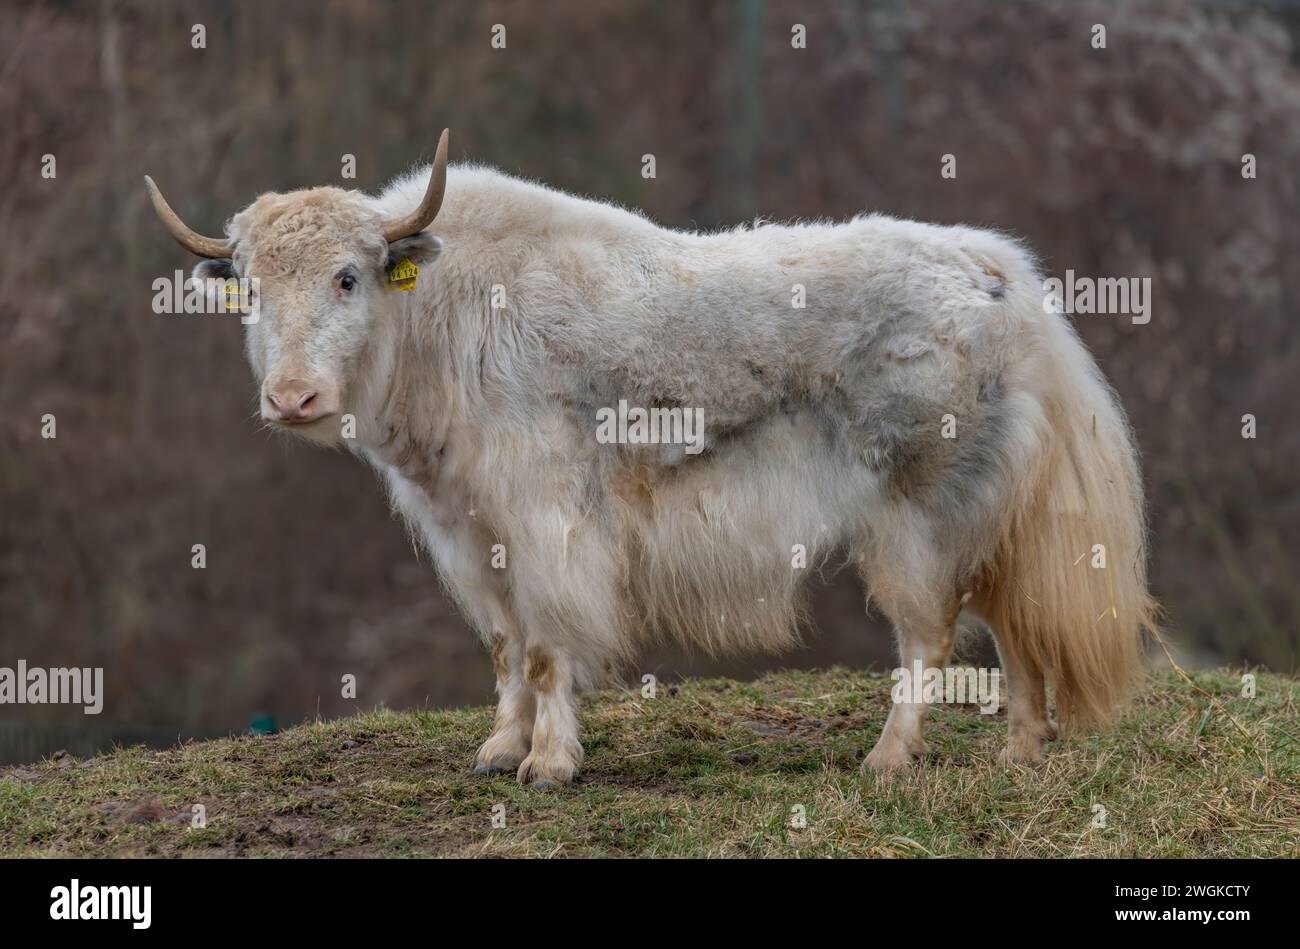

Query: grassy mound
left=1, top=668, right=1295, bottom=857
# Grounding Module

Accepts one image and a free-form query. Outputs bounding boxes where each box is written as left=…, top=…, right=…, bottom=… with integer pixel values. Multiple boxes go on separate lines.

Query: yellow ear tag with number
left=388, top=258, right=419, bottom=292
left=222, top=280, right=245, bottom=312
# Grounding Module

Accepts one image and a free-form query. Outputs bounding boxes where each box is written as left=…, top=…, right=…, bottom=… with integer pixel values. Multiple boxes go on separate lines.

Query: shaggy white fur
left=170, top=160, right=1155, bottom=786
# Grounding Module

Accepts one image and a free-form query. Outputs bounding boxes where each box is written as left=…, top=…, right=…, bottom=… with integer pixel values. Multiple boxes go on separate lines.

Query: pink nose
left=265, top=381, right=322, bottom=423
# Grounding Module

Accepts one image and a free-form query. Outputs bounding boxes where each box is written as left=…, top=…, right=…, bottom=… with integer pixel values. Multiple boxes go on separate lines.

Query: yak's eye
left=333, top=268, right=359, bottom=294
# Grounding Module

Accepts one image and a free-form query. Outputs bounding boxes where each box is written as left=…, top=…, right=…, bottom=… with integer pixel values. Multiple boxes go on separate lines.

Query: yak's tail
left=979, top=300, right=1158, bottom=730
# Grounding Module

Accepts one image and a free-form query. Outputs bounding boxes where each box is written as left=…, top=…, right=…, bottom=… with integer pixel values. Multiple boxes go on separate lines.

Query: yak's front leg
left=474, top=625, right=535, bottom=774
left=515, top=644, right=583, bottom=789
left=507, top=515, right=620, bottom=788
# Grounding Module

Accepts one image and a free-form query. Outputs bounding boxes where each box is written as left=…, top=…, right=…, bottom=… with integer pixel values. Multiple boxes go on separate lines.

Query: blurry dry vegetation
left=1, top=0, right=1297, bottom=761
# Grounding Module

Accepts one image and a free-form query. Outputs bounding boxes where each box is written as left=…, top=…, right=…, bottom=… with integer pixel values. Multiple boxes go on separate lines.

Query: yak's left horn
left=143, top=175, right=235, bottom=259
left=381, top=128, right=449, bottom=243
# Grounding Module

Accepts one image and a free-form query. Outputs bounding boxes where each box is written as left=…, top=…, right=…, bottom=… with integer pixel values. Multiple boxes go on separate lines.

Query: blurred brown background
left=2, top=0, right=1298, bottom=763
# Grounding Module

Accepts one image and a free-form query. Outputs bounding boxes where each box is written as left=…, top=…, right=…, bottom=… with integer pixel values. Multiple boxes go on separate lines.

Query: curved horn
left=143, top=175, right=234, bottom=259
left=381, top=128, right=449, bottom=243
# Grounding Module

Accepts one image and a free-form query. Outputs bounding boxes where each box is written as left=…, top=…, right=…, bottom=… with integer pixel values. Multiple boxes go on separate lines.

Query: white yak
left=146, top=131, right=1155, bottom=786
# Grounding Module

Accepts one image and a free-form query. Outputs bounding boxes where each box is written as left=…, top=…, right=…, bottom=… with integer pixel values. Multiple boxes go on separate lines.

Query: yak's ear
left=192, top=259, right=235, bottom=281
left=386, top=232, right=443, bottom=270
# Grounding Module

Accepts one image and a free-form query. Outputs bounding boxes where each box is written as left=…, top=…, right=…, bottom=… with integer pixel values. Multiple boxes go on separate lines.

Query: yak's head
left=144, top=130, right=449, bottom=444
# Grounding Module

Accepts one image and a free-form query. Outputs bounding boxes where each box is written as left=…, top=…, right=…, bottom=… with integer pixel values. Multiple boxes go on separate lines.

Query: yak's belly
left=609, top=410, right=877, bottom=655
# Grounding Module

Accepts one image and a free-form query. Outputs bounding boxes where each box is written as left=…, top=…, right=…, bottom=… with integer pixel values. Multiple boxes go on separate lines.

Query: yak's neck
left=353, top=165, right=683, bottom=458
left=348, top=300, right=454, bottom=465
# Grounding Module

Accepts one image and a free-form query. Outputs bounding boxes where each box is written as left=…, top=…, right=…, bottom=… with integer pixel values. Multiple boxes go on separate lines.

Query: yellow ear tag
left=388, top=258, right=419, bottom=292
left=222, top=281, right=245, bottom=312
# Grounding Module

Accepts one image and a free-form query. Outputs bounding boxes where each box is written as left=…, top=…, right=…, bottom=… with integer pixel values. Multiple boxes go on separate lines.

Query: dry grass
left=0, top=667, right=1295, bottom=857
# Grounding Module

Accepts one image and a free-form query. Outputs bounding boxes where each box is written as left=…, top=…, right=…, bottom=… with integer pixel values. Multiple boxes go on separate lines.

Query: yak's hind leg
left=860, top=514, right=962, bottom=772
left=995, top=640, right=1056, bottom=765
left=974, top=599, right=1057, bottom=765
